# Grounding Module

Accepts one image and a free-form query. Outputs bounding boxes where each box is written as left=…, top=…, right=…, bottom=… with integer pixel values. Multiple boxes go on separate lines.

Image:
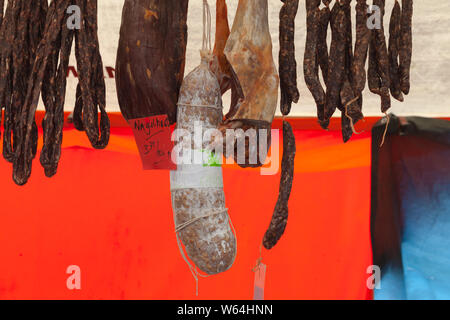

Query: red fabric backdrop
left=0, top=115, right=373, bottom=299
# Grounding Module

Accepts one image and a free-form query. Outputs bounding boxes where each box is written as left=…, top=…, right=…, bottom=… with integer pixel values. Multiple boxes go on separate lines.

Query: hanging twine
left=252, top=243, right=263, bottom=273
left=201, top=0, right=213, bottom=60
left=174, top=209, right=227, bottom=296
left=344, top=95, right=364, bottom=135
left=175, top=232, right=210, bottom=296
left=379, top=112, right=390, bottom=147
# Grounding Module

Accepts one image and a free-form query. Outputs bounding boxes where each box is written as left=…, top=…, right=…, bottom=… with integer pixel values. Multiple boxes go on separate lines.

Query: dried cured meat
left=115, top=0, right=189, bottom=124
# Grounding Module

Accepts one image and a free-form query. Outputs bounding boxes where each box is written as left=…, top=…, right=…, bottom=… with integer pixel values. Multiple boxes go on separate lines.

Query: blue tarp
left=371, top=116, right=450, bottom=300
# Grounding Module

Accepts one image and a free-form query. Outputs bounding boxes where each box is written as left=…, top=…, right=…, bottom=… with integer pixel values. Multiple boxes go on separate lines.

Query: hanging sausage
left=170, top=1, right=236, bottom=283
left=352, top=0, right=371, bottom=97
left=0, top=0, right=109, bottom=185
left=399, top=0, right=412, bottom=95
left=369, top=0, right=391, bottom=113
left=317, top=0, right=331, bottom=85
left=263, top=120, right=296, bottom=250
left=388, top=0, right=404, bottom=102
left=0, top=0, right=46, bottom=167
left=340, top=0, right=363, bottom=143
left=304, top=0, right=327, bottom=128
left=279, top=0, right=300, bottom=116
left=323, top=2, right=346, bottom=128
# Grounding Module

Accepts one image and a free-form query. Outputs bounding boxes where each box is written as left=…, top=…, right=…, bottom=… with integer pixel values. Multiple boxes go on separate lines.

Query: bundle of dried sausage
left=0, top=0, right=46, bottom=168
left=220, top=0, right=279, bottom=168
left=308, top=0, right=413, bottom=142
left=10, top=0, right=109, bottom=185
left=115, top=0, right=189, bottom=124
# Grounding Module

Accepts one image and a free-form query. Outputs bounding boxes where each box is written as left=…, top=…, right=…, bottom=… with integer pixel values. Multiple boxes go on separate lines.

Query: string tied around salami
left=175, top=208, right=229, bottom=233
left=177, top=102, right=221, bottom=109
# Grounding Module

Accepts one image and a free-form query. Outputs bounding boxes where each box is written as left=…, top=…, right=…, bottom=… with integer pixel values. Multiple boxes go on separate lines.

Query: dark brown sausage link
left=352, top=0, right=371, bottom=94
left=279, top=0, right=300, bottom=116
left=1, top=0, right=22, bottom=163
left=0, top=0, right=4, bottom=27
left=12, top=0, right=109, bottom=185
left=368, top=35, right=381, bottom=93
left=263, top=120, right=296, bottom=250
left=40, top=43, right=60, bottom=176
left=340, top=77, right=363, bottom=143
left=351, top=0, right=369, bottom=119
left=29, top=0, right=50, bottom=161
left=341, top=0, right=353, bottom=82
left=304, top=0, right=326, bottom=128
left=72, top=83, right=84, bottom=131
left=341, top=111, right=352, bottom=143
left=41, top=10, right=74, bottom=177
left=338, top=0, right=353, bottom=107
left=388, top=1, right=404, bottom=102
left=74, top=0, right=110, bottom=150
left=372, top=0, right=391, bottom=113
left=399, top=0, right=412, bottom=95
left=340, top=0, right=363, bottom=142
left=324, top=3, right=346, bottom=128
left=72, top=30, right=87, bottom=133
left=317, top=2, right=330, bottom=85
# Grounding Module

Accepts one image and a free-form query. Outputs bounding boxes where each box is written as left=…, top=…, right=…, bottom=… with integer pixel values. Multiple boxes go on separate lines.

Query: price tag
left=128, top=115, right=176, bottom=170
left=253, top=263, right=266, bottom=300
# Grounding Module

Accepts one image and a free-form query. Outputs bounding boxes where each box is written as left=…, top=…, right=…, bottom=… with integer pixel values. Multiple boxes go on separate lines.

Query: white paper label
left=170, top=164, right=223, bottom=190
